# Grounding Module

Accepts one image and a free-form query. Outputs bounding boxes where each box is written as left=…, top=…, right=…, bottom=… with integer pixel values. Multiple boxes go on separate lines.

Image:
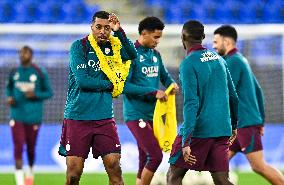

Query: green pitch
left=0, top=172, right=271, bottom=185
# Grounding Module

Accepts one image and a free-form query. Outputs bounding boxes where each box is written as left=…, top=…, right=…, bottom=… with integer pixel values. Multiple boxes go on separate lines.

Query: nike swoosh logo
left=116, top=144, right=120, bottom=147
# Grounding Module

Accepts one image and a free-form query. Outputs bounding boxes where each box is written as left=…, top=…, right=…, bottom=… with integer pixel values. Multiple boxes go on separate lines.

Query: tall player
left=123, top=17, right=179, bottom=185
left=58, top=11, right=137, bottom=185
left=213, top=25, right=284, bottom=185
left=6, top=46, right=53, bottom=185
left=167, top=20, right=239, bottom=185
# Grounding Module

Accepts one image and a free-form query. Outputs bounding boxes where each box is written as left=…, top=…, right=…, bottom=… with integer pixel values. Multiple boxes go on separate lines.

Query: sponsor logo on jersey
left=15, top=82, right=35, bottom=92
left=142, top=66, right=159, bottom=77
left=200, top=51, right=220, bottom=62
left=76, top=60, right=101, bottom=71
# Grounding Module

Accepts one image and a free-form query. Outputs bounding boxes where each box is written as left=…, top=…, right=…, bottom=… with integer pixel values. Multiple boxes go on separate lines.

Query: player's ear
left=141, top=30, right=148, bottom=37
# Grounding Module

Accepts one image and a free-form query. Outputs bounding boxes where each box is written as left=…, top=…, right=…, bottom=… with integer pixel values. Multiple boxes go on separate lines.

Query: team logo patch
left=9, top=120, right=15, bottom=127
left=153, top=56, right=158, bottom=63
left=139, top=119, right=146, bottom=128
left=105, top=48, right=110, bottom=54
left=66, top=143, right=71, bottom=151
left=13, top=72, right=19, bottom=80
left=29, top=74, right=37, bottom=82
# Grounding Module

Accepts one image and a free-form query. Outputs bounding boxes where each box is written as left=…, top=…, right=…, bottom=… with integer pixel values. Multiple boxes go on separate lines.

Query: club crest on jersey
left=29, top=74, right=37, bottom=82
left=13, top=72, right=19, bottom=80
left=140, top=55, right=145, bottom=62
left=153, top=56, right=158, bottom=63
left=105, top=48, right=110, bottom=54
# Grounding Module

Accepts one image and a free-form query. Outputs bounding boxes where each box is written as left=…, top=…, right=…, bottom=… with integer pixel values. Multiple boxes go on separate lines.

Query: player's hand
left=182, top=146, right=196, bottom=165
left=170, top=83, right=179, bottom=95
left=25, top=90, right=36, bottom=99
left=7, top=96, right=15, bottom=106
left=109, top=13, right=120, bottom=31
left=156, top=90, right=168, bottom=102
left=260, top=126, right=264, bottom=136
left=228, top=129, right=237, bottom=146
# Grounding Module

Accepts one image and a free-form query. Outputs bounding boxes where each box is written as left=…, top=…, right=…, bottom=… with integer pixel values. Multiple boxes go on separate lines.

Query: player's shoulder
left=31, top=63, right=48, bottom=77
left=70, top=39, right=84, bottom=50
left=153, top=48, right=161, bottom=56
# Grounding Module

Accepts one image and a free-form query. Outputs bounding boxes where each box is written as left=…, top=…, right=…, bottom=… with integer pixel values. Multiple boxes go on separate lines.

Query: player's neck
left=225, top=45, right=236, bottom=55
left=137, top=37, right=148, bottom=48
left=186, top=42, right=202, bottom=51
left=21, top=62, right=32, bottom=68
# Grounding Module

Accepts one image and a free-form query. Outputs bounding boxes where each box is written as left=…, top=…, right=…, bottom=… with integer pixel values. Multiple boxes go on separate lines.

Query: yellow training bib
left=153, top=84, right=177, bottom=153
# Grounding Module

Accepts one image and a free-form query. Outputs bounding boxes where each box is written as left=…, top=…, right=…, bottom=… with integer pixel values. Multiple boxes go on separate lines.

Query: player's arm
left=114, top=28, right=137, bottom=61
left=34, top=68, right=53, bottom=100
left=6, top=69, right=15, bottom=106
left=226, top=66, right=239, bottom=130
left=70, top=41, right=113, bottom=91
left=180, top=61, right=199, bottom=148
left=123, top=60, right=158, bottom=96
left=109, top=13, right=137, bottom=61
left=254, top=77, right=265, bottom=123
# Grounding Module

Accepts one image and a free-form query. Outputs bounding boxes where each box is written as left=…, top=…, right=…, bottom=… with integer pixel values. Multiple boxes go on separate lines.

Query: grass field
left=0, top=172, right=272, bottom=185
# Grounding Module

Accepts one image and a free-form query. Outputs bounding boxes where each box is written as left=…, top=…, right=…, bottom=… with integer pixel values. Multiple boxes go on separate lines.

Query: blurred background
left=0, top=0, right=283, bottom=184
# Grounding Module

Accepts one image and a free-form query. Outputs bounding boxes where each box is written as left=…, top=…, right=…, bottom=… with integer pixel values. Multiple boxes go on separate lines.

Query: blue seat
left=0, top=2, right=16, bottom=23
left=63, top=2, right=91, bottom=23
left=39, top=2, right=65, bottom=23
left=14, top=1, right=41, bottom=23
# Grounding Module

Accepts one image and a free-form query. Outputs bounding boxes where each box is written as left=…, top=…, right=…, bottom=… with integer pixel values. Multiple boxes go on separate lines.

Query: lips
left=99, top=35, right=107, bottom=40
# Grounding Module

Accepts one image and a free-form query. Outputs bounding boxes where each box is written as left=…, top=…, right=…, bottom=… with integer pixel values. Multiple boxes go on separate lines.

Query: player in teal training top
left=167, top=20, right=239, bottom=185
left=213, top=25, right=284, bottom=185
left=123, top=17, right=178, bottom=185
left=58, top=11, right=137, bottom=185
left=6, top=46, right=53, bottom=185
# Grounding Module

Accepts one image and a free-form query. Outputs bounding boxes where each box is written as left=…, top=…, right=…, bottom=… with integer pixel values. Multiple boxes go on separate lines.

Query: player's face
left=213, top=34, right=226, bottom=56
left=19, top=48, right=32, bottom=65
left=91, top=17, right=111, bottom=44
left=142, top=30, right=163, bottom=49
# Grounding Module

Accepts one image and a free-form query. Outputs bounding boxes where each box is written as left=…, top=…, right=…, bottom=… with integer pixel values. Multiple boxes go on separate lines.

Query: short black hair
left=138, top=17, right=165, bottom=35
left=182, top=20, right=205, bottom=42
left=92, top=11, right=110, bottom=22
left=21, top=45, right=33, bottom=56
left=214, top=25, right=238, bottom=42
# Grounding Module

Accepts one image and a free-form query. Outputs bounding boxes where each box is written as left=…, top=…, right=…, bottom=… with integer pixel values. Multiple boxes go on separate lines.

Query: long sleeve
left=6, top=70, right=14, bottom=97
left=226, top=67, right=239, bottom=130
left=180, top=61, right=199, bottom=147
left=70, top=41, right=113, bottom=91
left=35, top=69, right=53, bottom=100
left=254, top=77, right=265, bottom=123
left=159, top=54, right=175, bottom=88
left=226, top=58, right=242, bottom=89
left=114, top=27, right=137, bottom=61
left=123, top=60, right=158, bottom=96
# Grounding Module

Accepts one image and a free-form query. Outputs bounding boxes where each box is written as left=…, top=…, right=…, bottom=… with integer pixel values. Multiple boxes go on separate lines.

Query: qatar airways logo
left=142, top=66, right=159, bottom=77
left=200, top=51, right=220, bottom=62
left=76, top=60, right=101, bottom=71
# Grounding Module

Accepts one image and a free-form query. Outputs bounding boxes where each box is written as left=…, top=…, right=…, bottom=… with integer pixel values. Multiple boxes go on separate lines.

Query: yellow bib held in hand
left=88, top=33, right=131, bottom=98
left=153, top=84, right=177, bottom=153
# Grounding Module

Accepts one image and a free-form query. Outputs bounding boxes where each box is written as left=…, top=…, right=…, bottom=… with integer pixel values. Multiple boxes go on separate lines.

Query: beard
left=217, top=45, right=226, bottom=56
